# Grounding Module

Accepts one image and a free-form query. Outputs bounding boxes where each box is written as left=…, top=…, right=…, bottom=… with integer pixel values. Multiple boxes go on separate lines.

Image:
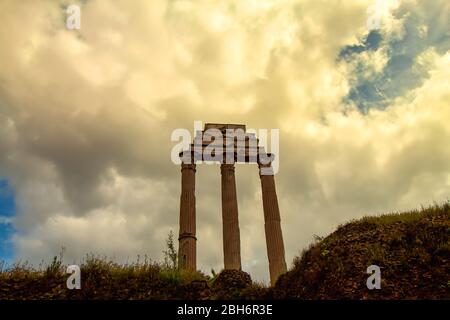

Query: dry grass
left=359, top=201, right=449, bottom=225
left=0, top=254, right=207, bottom=300
left=0, top=254, right=267, bottom=300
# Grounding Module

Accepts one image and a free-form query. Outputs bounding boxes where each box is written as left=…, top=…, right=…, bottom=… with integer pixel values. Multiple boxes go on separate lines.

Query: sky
left=0, top=0, right=449, bottom=283
left=0, top=180, right=15, bottom=263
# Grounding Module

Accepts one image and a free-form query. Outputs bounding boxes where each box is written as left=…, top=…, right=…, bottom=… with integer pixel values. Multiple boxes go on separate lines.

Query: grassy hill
left=0, top=203, right=448, bottom=300
left=273, top=202, right=450, bottom=299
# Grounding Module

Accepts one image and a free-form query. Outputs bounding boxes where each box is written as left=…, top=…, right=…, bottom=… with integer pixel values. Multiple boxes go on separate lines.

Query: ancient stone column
left=220, top=163, right=242, bottom=270
left=178, top=163, right=196, bottom=270
left=259, top=161, right=287, bottom=285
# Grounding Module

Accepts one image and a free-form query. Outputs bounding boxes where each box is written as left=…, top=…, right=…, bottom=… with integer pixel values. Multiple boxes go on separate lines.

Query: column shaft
left=220, top=163, right=242, bottom=270
left=259, top=164, right=287, bottom=285
left=178, top=163, right=196, bottom=270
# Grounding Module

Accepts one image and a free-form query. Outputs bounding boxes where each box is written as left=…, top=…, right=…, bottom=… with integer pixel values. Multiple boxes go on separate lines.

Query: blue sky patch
left=339, top=1, right=450, bottom=113
left=0, top=179, right=16, bottom=262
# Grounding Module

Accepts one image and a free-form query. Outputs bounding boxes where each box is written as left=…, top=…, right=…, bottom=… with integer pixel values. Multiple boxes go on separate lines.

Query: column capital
left=257, top=161, right=272, bottom=168
left=258, top=162, right=274, bottom=176
left=257, top=153, right=275, bottom=176
left=220, top=163, right=235, bottom=173
left=181, top=163, right=196, bottom=172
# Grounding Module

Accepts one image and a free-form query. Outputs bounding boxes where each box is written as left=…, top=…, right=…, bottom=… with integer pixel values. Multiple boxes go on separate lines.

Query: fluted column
left=259, top=162, right=287, bottom=285
left=220, top=163, right=242, bottom=270
left=178, top=163, right=196, bottom=270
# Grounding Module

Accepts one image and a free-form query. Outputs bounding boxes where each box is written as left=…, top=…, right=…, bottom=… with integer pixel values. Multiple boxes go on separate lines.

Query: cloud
left=0, top=0, right=448, bottom=283
left=341, top=0, right=450, bottom=112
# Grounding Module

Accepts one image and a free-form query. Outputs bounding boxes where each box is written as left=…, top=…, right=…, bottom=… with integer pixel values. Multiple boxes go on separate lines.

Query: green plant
left=209, top=268, right=218, bottom=285
left=45, top=248, right=65, bottom=276
left=163, top=230, right=178, bottom=270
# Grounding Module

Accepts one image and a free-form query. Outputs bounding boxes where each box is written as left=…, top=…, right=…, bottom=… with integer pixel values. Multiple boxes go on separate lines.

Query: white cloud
left=0, top=217, right=12, bottom=224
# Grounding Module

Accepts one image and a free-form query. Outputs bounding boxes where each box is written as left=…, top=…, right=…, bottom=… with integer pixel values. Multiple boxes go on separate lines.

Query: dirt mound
left=273, top=204, right=450, bottom=299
